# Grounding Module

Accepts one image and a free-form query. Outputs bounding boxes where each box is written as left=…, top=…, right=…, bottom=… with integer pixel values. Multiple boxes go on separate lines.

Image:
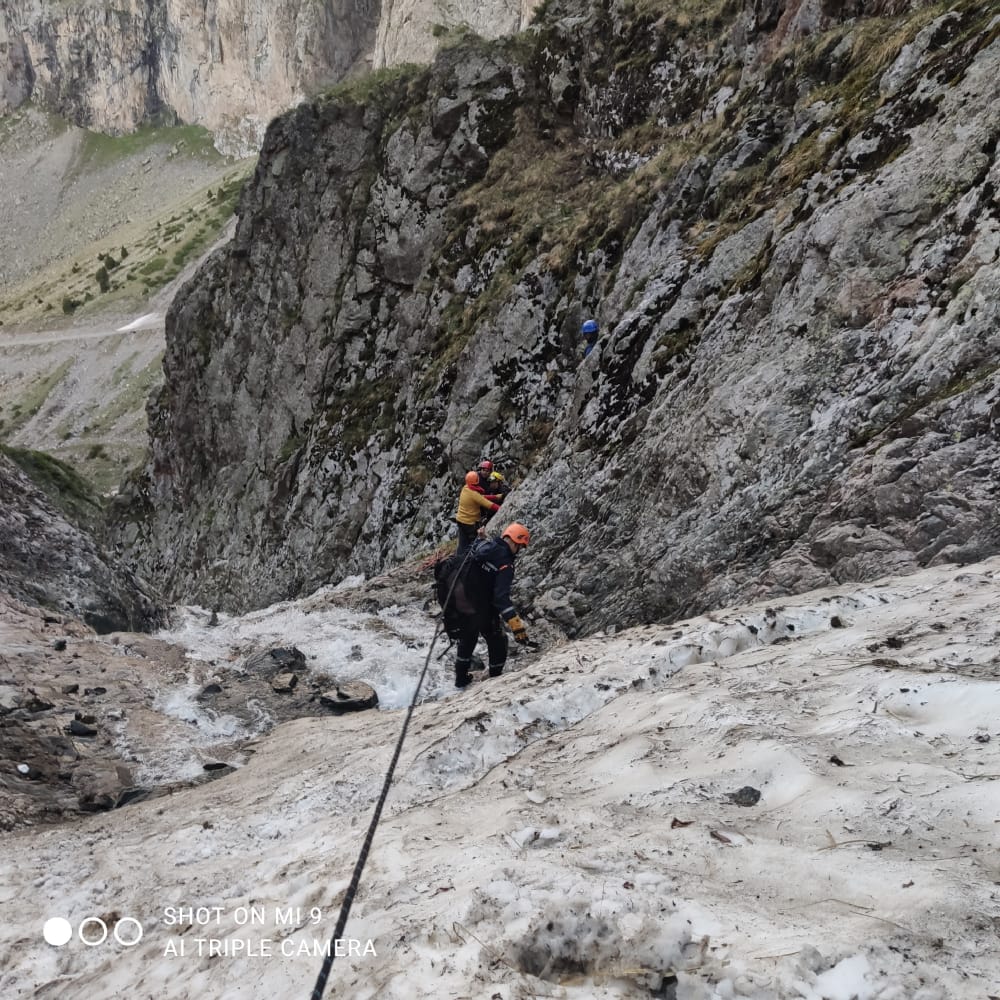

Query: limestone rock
left=373, top=0, right=541, bottom=71
left=0, top=687, right=22, bottom=714
left=2, top=0, right=539, bottom=156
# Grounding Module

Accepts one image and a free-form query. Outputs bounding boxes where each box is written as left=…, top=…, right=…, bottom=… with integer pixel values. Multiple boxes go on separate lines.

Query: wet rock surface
left=194, top=641, right=383, bottom=723
left=320, top=680, right=379, bottom=713
left=0, top=594, right=184, bottom=829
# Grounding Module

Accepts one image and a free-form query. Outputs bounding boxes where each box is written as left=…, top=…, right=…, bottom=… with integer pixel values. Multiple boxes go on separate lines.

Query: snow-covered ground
left=156, top=578, right=451, bottom=712
left=4, top=559, right=1000, bottom=999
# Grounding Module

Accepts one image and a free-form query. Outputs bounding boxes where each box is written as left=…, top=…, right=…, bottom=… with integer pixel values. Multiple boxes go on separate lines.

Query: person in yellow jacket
left=455, top=470, right=501, bottom=554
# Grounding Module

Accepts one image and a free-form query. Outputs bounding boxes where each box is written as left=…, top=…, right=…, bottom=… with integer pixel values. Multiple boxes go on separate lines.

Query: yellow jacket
left=456, top=485, right=499, bottom=526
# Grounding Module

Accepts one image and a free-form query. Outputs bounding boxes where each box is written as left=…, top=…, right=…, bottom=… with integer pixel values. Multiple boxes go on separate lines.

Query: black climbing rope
left=309, top=544, right=476, bottom=1000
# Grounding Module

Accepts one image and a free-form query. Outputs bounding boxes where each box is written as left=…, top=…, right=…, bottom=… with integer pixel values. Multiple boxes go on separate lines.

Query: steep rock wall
left=372, top=0, right=540, bottom=69
left=156, top=0, right=378, bottom=154
left=0, top=0, right=376, bottom=154
left=1, top=0, right=540, bottom=155
left=113, top=0, right=1000, bottom=632
left=113, top=42, right=533, bottom=604
left=0, top=453, right=160, bottom=631
left=0, top=0, right=161, bottom=134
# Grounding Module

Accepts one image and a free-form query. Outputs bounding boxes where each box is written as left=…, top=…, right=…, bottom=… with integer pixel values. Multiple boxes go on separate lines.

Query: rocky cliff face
left=112, top=0, right=1000, bottom=634
left=372, top=0, right=540, bottom=69
left=0, top=451, right=160, bottom=632
left=1, top=0, right=540, bottom=155
left=0, top=0, right=376, bottom=155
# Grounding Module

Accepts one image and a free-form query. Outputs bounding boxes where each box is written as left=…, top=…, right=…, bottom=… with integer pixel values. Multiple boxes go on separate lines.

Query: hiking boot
left=455, top=662, right=472, bottom=688
left=488, top=663, right=504, bottom=678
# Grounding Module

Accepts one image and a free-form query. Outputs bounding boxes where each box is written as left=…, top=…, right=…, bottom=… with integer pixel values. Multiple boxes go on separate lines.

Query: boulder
left=320, top=681, right=379, bottom=714
left=244, top=647, right=307, bottom=678
left=0, top=687, right=22, bottom=715
left=73, top=762, right=133, bottom=813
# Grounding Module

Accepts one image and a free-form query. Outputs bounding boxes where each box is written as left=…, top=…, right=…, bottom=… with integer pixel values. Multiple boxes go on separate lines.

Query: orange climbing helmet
left=502, top=523, right=530, bottom=548
left=464, top=471, right=480, bottom=487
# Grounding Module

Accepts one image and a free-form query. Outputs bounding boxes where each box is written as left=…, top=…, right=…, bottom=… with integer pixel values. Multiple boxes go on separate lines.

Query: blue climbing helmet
left=581, top=319, right=599, bottom=335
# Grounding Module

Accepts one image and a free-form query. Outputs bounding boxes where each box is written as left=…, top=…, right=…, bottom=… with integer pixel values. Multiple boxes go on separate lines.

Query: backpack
left=433, top=546, right=483, bottom=640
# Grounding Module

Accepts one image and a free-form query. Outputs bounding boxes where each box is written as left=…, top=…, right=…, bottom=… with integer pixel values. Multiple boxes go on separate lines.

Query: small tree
left=95, top=266, right=110, bottom=293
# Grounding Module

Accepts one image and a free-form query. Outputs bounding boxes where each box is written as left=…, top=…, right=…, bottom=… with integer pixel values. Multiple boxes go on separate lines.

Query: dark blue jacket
left=467, top=538, right=519, bottom=620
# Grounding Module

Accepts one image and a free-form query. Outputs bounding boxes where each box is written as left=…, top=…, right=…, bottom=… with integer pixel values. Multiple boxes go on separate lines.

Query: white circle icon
left=78, top=917, right=108, bottom=946
left=113, top=917, right=144, bottom=947
left=43, top=918, right=73, bottom=947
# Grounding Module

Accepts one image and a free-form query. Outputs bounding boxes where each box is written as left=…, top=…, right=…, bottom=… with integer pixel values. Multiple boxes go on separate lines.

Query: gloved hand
left=507, top=615, right=529, bottom=644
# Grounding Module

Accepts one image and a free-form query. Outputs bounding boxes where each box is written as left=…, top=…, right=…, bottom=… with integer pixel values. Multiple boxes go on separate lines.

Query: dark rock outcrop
left=0, top=452, right=160, bottom=631
left=320, top=681, right=379, bottom=713
left=112, top=0, right=1000, bottom=634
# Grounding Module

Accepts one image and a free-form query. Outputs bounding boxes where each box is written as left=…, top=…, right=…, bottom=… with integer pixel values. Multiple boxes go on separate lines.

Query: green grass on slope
left=0, top=127, right=255, bottom=328
left=1, top=443, right=104, bottom=531
left=73, top=123, right=223, bottom=174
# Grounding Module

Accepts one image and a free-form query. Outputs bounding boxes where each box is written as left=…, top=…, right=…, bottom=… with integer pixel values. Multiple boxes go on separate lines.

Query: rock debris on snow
left=2, top=557, right=999, bottom=997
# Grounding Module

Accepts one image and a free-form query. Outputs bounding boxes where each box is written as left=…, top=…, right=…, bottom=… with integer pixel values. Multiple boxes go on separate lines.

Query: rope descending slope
left=309, top=546, right=475, bottom=1000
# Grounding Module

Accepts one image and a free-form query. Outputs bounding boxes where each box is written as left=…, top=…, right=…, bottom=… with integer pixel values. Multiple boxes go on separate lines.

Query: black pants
left=455, top=611, right=508, bottom=683
left=455, top=521, right=480, bottom=555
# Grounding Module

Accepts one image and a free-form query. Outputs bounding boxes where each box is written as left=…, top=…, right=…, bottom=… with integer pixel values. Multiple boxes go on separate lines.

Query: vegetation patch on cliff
left=1, top=443, right=103, bottom=532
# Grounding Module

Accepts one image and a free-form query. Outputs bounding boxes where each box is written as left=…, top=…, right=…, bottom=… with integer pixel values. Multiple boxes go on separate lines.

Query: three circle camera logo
left=43, top=916, right=143, bottom=948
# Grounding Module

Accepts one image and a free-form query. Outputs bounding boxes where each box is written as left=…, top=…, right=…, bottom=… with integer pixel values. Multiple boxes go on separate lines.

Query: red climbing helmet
left=478, top=460, right=493, bottom=472
left=502, top=523, right=530, bottom=548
